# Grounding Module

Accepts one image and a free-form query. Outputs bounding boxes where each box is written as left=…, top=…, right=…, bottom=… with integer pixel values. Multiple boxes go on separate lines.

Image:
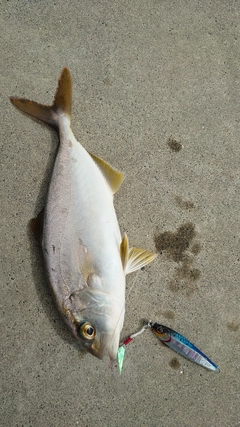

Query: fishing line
left=117, top=320, right=219, bottom=374
left=109, top=268, right=141, bottom=358
left=125, top=269, right=141, bottom=301
left=120, top=323, right=149, bottom=346
left=117, top=323, right=149, bottom=374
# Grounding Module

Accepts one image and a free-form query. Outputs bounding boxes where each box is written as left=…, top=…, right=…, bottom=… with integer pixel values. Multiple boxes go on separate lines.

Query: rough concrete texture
left=1, top=1, right=239, bottom=426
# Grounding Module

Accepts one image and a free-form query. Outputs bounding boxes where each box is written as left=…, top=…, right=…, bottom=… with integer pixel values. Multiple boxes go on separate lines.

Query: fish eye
left=78, top=322, right=96, bottom=340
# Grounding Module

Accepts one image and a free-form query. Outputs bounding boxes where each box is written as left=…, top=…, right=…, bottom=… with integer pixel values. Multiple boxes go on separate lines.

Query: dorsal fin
left=89, top=152, right=124, bottom=194
left=120, top=233, right=157, bottom=274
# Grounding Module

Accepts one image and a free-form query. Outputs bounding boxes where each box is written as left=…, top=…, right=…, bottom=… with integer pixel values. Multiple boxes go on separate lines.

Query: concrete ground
left=1, top=1, right=239, bottom=426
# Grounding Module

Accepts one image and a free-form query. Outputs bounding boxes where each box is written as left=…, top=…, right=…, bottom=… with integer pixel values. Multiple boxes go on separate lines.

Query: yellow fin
left=10, top=67, right=72, bottom=127
left=120, top=233, right=129, bottom=271
left=89, top=152, right=124, bottom=194
left=120, top=233, right=157, bottom=274
left=10, top=98, right=57, bottom=127
left=53, top=67, right=72, bottom=118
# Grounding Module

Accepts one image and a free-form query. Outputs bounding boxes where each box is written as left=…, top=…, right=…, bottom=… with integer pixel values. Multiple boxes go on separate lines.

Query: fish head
left=70, top=289, right=124, bottom=360
left=76, top=320, right=104, bottom=358
left=76, top=321, right=123, bottom=360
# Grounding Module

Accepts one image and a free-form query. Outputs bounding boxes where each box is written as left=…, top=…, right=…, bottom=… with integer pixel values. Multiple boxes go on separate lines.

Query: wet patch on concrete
left=162, top=310, right=175, bottom=320
left=169, top=357, right=181, bottom=370
left=103, top=77, right=113, bottom=86
left=175, top=196, right=195, bottom=210
left=167, top=136, right=183, bottom=152
left=226, top=321, right=239, bottom=332
left=154, top=222, right=201, bottom=296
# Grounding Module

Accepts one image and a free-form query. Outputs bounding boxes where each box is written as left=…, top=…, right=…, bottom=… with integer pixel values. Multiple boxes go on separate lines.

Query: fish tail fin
left=10, top=67, right=72, bottom=128
left=53, top=67, right=72, bottom=119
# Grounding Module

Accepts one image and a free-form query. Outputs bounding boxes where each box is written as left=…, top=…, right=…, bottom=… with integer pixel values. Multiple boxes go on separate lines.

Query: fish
left=10, top=67, right=157, bottom=360
left=151, top=322, right=219, bottom=372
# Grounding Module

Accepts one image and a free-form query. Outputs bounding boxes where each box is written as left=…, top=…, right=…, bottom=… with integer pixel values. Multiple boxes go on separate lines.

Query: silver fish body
left=43, top=116, right=125, bottom=358
left=10, top=68, right=156, bottom=360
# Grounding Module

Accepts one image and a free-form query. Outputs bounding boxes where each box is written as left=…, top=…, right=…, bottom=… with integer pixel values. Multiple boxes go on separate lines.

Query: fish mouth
left=88, top=343, right=104, bottom=360
left=88, top=332, right=120, bottom=360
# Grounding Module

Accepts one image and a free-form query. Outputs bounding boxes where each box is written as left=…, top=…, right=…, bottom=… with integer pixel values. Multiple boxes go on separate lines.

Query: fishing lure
left=150, top=322, right=219, bottom=372
left=117, top=321, right=219, bottom=373
left=117, top=325, right=148, bottom=374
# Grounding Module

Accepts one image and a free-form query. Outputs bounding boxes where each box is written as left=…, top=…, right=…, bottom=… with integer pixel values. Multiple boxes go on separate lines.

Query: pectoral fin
left=120, top=233, right=157, bottom=274
left=120, top=233, right=129, bottom=271
left=77, top=238, right=95, bottom=283
left=76, top=239, right=104, bottom=291
left=88, top=152, right=124, bottom=194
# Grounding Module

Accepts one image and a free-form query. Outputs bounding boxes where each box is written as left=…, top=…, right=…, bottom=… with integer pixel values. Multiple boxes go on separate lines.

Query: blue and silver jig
left=117, top=321, right=219, bottom=373
left=150, top=322, right=219, bottom=372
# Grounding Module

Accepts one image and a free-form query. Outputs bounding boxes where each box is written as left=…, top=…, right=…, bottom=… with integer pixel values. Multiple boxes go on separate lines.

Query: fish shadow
left=27, top=130, right=85, bottom=352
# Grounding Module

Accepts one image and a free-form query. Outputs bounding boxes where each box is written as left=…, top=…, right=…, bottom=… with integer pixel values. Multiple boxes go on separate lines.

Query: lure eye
left=156, top=326, right=164, bottom=334
left=78, top=322, right=96, bottom=340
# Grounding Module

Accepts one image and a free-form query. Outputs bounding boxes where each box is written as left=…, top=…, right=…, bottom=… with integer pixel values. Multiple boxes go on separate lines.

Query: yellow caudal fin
left=120, top=233, right=157, bottom=274
left=53, top=67, right=72, bottom=117
left=10, top=67, right=72, bottom=128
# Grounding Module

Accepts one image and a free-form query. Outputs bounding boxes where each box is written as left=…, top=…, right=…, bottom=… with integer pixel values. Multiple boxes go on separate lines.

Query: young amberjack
left=10, top=68, right=156, bottom=360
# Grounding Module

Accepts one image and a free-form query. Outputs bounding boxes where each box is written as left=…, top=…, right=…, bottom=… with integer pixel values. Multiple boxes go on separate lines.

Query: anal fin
left=120, top=232, right=157, bottom=274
